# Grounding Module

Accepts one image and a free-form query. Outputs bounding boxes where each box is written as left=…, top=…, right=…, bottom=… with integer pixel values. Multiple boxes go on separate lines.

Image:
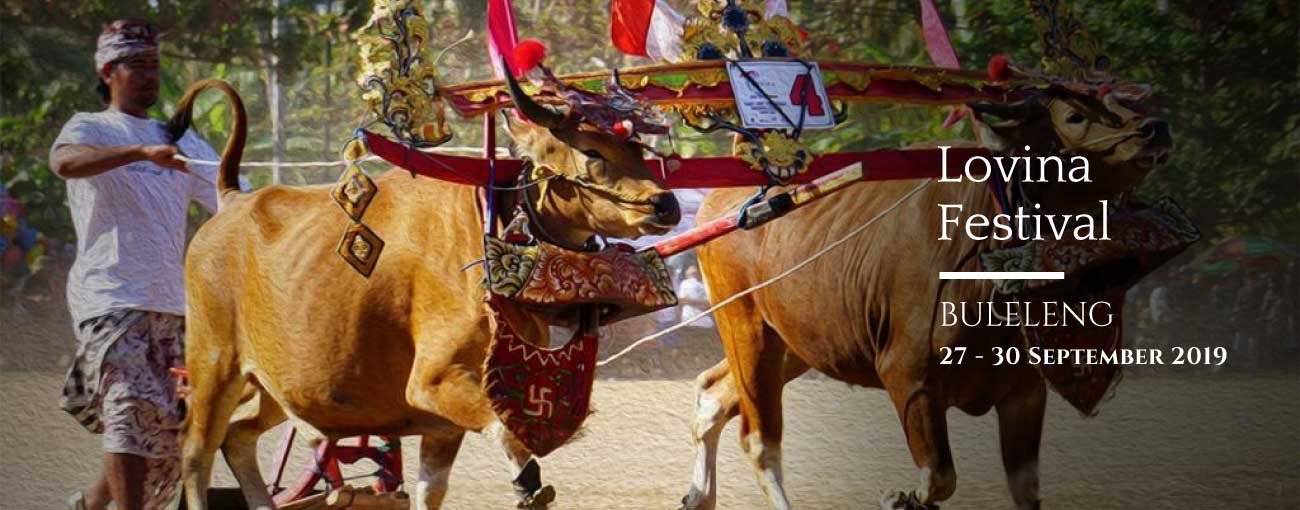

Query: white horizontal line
left=939, top=271, right=1065, bottom=280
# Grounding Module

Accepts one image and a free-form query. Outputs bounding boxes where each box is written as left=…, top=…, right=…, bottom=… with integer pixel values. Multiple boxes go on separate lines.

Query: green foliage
left=956, top=0, right=1298, bottom=241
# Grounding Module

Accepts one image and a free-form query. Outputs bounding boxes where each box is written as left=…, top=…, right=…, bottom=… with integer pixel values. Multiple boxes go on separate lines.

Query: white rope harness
left=173, top=146, right=511, bottom=168
left=596, top=178, right=934, bottom=367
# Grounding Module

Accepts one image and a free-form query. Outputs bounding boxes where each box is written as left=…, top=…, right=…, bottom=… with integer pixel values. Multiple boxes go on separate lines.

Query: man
left=50, top=19, right=221, bottom=510
left=677, top=265, right=714, bottom=330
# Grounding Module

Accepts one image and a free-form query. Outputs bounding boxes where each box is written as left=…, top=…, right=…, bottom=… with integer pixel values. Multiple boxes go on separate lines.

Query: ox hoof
left=516, top=485, right=555, bottom=509
left=881, top=491, right=939, bottom=510
left=678, top=489, right=713, bottom=510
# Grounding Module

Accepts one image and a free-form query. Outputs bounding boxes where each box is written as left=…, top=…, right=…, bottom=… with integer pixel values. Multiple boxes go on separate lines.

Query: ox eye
left=581, top=149, right=604, bottom=160
left=1066, top=112, right=1086, bottom=124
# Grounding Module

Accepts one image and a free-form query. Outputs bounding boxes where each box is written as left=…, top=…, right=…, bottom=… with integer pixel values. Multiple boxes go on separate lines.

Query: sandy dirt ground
left=2, top=358, right=1297, bottom=509
left=2, top=304, right=1297, bottom=509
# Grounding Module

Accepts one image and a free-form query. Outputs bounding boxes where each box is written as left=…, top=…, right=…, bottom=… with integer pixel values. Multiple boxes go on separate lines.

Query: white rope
left=596, top=178, right=933, bottom=367
left=175, top=154, right=373, bottom=168
left=173, top=146, right=511, bottom=168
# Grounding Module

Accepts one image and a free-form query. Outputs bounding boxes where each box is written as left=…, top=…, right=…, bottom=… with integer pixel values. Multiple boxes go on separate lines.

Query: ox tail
left=166, top=78, right=247, bottom=199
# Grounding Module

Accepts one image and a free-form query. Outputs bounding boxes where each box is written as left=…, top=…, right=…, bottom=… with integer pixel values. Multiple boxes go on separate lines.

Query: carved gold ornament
left=736, top=131, right=812, bottom=181
left=679, top=0, right=806, bottom=62
left=355, top=0, right=451, bottom=145
left=332, top=137, right=385, bottom=277
left=331, top=164, right=378, bottom=221
left=337, top=221, right=386, bottom=277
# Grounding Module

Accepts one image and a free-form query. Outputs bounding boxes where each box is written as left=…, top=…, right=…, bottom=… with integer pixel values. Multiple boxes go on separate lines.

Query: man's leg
left=97, top=312, right=187, bottom=509
left=83, top=470, right=112, bottom=510
left=105, top=452, right=148, bottom=510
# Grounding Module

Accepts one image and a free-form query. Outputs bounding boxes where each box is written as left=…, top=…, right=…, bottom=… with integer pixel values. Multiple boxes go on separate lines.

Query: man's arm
left=50, top=143, right=188, bottom=179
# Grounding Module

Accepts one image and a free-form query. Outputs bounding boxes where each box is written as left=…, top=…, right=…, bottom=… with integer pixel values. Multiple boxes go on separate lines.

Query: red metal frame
left=268, top=429, right=404, bottom=506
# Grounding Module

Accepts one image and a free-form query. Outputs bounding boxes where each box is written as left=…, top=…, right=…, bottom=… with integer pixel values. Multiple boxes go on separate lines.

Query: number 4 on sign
left=789, top=74, right=826, bottom=116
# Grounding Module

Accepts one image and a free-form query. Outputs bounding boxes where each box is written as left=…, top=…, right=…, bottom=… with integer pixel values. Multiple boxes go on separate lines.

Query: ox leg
left=996, top=377, right=1046, bottom=510
left=729, top=324, right=794, bottom=510
left=881, top=386, right=956, bottom=510
left=414, top=429, right=465, bottom=510
left=222, top=381, right=285, bottom=510
left=487, top=421, right=556, bottom=509
left=680, top=360, right=735, bottom=510
left=682, top=355, right=809, bottom=510
left=181, top=362, right=245, bottom=510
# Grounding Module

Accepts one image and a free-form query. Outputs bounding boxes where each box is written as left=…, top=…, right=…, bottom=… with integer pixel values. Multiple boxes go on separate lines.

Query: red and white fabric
left=487, top=0, right=522, bottom=77
left=610, top=0, right=685, bottom=61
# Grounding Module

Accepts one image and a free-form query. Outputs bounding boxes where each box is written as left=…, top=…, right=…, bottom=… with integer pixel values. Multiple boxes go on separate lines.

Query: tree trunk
left=261, top=0, right=286, bottom=185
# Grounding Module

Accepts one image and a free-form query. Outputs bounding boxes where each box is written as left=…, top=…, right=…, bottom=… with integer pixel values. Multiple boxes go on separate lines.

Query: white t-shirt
left=50, top=109, right=221, bottom=325
left=676, top=277, right=714, bottom=328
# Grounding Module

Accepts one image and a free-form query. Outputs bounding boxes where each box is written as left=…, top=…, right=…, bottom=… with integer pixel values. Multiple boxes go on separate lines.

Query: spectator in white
left=50, top=19, right=221, bottom=510
left=1148, top=285, right=1171, bottom=325
left=677, top=265, right=714, bottom=329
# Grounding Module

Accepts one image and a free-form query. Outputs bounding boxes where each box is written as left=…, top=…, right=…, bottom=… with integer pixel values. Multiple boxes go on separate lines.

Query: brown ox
left=173, top=76, right=679, bottom=510
left=680, top=89, right=1172, bottom=510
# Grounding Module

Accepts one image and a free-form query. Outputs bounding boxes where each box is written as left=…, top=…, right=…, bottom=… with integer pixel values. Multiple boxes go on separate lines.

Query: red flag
left=610, top=0, right=683, bottom=61
left=919, top=0, right=959, bottom=68
left=487, top=0, right=521, bottom=77
left=919, top=0, right=966, bottom=129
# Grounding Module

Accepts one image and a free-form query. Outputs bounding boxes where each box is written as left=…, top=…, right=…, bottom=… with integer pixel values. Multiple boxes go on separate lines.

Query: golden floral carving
left=354, top=0, right=451, bottom=145
left=736, top=131, right=813, bottom=180
left=679, top=0, right=806, bottom=62
left=685, top=68, right=728, bottom=88
left=484, top=237, right=677, bottom=321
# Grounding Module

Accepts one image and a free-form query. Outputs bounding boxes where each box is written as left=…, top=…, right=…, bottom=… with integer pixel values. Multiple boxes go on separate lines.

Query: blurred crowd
left=0, top=184, right=74, bottom=312
left=1128, top=263, right=1298, bottom=372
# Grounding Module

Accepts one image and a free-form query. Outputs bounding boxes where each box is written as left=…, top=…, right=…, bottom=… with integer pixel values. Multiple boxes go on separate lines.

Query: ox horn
left=968, top=94, right=1043, bottom=120
left=504, top=66, right=566, bottom=129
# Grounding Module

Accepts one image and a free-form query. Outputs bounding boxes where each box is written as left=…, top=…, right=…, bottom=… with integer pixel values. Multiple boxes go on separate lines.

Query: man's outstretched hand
left=138, top=144, right=189, bottom=172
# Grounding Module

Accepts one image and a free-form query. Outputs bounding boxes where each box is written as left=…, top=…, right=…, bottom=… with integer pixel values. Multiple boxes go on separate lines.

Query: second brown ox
left=679, top=88, right=1172, bottom=510
left=173, top=75, right=679, bottom=510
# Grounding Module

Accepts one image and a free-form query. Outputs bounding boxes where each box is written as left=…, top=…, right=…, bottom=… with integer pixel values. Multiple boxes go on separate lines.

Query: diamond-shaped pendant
left=336, top=221, right=385, bottom=277
left=331, top=165, right=377, bottom=221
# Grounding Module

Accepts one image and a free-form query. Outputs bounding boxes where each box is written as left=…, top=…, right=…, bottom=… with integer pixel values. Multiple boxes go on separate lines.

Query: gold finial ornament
left=1028, top=0, right=1104, bottom=80
left=679, top=0, right=806, bottom=62
left=355, top=0, right=451, bottom=146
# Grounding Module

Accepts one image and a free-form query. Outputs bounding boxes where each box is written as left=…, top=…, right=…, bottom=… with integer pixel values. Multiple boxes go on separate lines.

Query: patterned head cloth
left=94, top=19, right=160, bottom=75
